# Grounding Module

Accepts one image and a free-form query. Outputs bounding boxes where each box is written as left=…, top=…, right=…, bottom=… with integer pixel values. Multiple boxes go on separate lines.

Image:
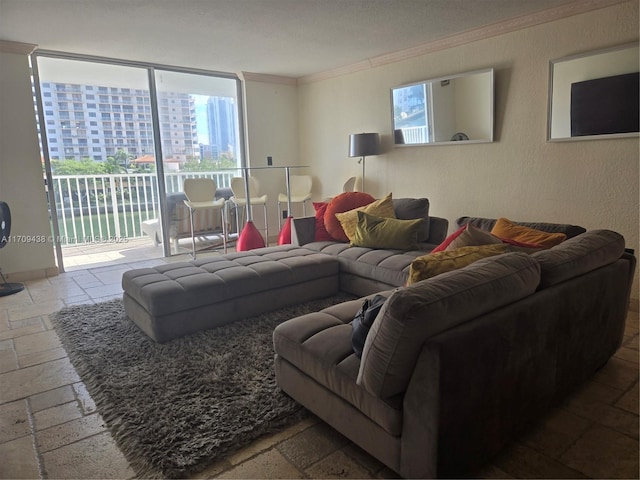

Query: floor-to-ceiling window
left=31, top=53, right=244, bottom=270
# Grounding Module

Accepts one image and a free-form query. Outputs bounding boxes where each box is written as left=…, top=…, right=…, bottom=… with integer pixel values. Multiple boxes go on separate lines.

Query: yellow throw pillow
left=407, top=244, right=508, bottom=285
left=490, top=217, right=566, bottom=248
left=335, top=192, right=396, bottom=242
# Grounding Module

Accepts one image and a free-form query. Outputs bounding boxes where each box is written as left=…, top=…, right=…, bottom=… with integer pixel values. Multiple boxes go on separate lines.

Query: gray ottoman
left=122, top=245, right=340, bottom=342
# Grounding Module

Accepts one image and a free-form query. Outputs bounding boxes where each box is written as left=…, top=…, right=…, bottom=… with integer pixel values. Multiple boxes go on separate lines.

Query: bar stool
left=277, top=174, right=312, bottom=229
left=183, top=178, right=227, bottom=258
left=230, top=176, right=269, bottom=246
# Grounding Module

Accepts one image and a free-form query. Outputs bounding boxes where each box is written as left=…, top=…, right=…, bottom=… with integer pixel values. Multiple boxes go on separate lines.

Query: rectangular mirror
left=548, top=43, right=639, bottom=141
left=391, top=68, right=494, bottom=146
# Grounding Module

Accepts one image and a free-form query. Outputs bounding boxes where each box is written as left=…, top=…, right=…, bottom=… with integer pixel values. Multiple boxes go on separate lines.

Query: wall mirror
left=391, top=68, right=494, bottom=146
left=548, top=43, right=639, bottom=141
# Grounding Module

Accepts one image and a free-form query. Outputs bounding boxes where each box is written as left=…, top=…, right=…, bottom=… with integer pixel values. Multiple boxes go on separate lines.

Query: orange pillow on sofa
left=324, top=192, right=375, bottom=242
left=490, top=217, right=566, bottom=248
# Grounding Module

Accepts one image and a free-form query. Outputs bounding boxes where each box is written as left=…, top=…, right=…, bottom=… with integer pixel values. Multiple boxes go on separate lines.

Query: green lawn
left=57, top=210, right=152, bottom=245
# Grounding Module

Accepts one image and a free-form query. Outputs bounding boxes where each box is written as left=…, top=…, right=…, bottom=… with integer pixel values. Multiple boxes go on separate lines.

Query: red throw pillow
left=431, top=224, right=467, bottom=253
left=313, top=202, right=334, bottom=241
left=324, top=192, right=375, bottom=242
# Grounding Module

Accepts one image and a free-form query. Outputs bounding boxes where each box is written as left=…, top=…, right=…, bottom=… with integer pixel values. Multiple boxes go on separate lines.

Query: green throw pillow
left=351, top=211, right=425, bottom=250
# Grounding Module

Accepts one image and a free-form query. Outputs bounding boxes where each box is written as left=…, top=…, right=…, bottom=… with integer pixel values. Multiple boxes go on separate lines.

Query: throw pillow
left=312, top=202, right=334, bottom=241
left=351, top=211, right=425, bottom=250
left=491, top=217, right=566, bottom=248
left=445, top=224, right=503, bottom=250
left=392, top=198, right=430, bottom=242
left=324, top=192, right=375, bottom=242
left=431, top=224, right=467, bottom=253
left=407, top=244, right=508, bottom=285
left=335, top=193, right=396, bottom=242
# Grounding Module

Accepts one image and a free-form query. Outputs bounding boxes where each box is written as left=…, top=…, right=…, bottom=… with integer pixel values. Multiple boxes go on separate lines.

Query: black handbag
left=351, top=294, right=387, bottom=358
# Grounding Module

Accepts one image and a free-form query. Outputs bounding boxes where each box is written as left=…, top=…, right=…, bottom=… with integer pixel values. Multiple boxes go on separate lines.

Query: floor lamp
left=349, top=133, right=380, bottom=193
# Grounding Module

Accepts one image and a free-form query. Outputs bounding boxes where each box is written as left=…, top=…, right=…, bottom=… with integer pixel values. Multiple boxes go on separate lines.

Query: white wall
left=298, top=2, right=639, bottom=299
left=242, top=76, right=300, bottom=239
left=0, top=48, right=57, bottom=278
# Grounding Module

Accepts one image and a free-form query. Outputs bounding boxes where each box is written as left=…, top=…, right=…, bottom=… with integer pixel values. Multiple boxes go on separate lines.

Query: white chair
left=342, top=176, right=356, bottom=192
left=277, top=174, right=313, bottom=229
left=183, top=178, right=227, bottom=258
left=230, top=176, right=269, bottom=246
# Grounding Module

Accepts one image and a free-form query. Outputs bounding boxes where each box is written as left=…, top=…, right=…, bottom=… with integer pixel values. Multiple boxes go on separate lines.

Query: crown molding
left=298, top=0, right=631, bottom=84
left=241, top=71, right=298, bottom=86
left=0, top=39, right=38, bottom=55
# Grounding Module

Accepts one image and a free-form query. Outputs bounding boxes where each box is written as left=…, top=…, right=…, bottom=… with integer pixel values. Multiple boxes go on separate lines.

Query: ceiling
left=1, top=0, right=584, bottom=79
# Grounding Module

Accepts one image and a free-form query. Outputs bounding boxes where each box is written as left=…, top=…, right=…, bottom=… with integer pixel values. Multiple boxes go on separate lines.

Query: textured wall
left=298, top=2, right=639, bottom=299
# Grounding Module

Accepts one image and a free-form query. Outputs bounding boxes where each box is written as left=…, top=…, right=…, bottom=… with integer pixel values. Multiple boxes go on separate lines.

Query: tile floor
left=0, top=245, right=638, bottom=479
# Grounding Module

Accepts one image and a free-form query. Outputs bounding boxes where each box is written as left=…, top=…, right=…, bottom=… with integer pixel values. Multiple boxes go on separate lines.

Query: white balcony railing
left=49, top=170, right=237, bottom=245
left=400, top=126, right=429, bottom=144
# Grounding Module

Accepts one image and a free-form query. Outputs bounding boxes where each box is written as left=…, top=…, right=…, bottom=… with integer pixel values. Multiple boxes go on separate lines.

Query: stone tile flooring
left=0, top=249, right=638, bottom=479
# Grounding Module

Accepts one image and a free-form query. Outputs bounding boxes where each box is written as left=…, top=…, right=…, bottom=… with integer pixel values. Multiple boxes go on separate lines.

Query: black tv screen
left=570, top=72, right=639, bottom=137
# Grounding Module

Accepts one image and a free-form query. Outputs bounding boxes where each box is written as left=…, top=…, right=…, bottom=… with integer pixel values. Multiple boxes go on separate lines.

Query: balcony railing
left=399, top=126, right=429, bottom=144
left=49, top=170, right=237, bottom=245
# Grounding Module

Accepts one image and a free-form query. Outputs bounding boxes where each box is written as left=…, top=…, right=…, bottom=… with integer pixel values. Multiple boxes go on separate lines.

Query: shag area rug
left=50, top=293, right=356, bottom=478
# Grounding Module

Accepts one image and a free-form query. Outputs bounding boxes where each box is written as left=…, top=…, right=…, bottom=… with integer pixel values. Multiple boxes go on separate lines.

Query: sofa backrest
left=357, top=252, right=541, bottom=399
left=392, top=198, right=430, bottom=242
left=532, top=229, right=625, bottom=288
left=456, top=217, right=586, bottom=239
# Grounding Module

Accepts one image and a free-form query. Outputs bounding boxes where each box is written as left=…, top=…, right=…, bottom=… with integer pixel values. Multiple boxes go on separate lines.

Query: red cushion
left=324, top=192, right=375, bottom=242
left=431, top=224, right=467, bottom=253
left=313, top=202, right=334, bottom=241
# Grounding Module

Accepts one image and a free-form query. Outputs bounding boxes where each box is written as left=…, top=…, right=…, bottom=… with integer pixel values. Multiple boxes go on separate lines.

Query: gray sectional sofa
left=291, top=198, right=449, bottom=296
left=273, top=223, right=636, bottom=478
left=120, top=200, right=636, bottom=477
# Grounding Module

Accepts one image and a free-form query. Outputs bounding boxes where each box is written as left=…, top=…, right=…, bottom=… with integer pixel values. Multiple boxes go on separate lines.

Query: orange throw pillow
left=490, top=217, right=566, bottom=248
left=324, top=192, right=375, bottom=242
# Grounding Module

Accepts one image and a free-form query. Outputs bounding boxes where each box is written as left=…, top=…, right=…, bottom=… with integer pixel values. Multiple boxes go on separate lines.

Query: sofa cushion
left=325, top=192, right=375, bottom=242
left=392, top=198, right=430, bottom=242
left=351, top=211, right=425, bottom=250
left=335, top=193, right=396, bottom=242
left=407, top=244, right=508, bottom=285
left=532, top=229, right=625, bottom=288
left=273, top=296, right=404, bottom=436
left=491, top=217, right=566, bottom=248
left=456, top=217, right=586, bottom=239
left=357, top=252, right=541, bottom=399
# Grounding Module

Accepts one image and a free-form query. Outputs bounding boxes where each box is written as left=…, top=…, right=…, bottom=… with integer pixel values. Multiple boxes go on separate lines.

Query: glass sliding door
left=34, top=56, right=161, bottom=269
left=153, top=69, right=244, bottom=254
left=32, top=53, right=244, bottom=268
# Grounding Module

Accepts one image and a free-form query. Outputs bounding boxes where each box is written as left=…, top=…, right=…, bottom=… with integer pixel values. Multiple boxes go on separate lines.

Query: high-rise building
left=206, top=97, right=237, bottom=160
left=39, top=82, right=198, bottom=164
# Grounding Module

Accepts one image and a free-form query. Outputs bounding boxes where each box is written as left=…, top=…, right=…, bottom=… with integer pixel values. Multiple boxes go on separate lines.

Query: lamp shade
left=349, top=133, right=380, bottom=157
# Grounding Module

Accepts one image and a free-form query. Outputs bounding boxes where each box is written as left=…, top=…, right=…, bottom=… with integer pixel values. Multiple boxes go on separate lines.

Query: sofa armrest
left=426, top=216, right=448, bottom=245
left=291, top=216, right=317, bottom=246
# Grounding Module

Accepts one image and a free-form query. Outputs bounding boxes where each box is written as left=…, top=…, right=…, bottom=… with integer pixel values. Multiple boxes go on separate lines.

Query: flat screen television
left=570, top=72, right=639, bottom=137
